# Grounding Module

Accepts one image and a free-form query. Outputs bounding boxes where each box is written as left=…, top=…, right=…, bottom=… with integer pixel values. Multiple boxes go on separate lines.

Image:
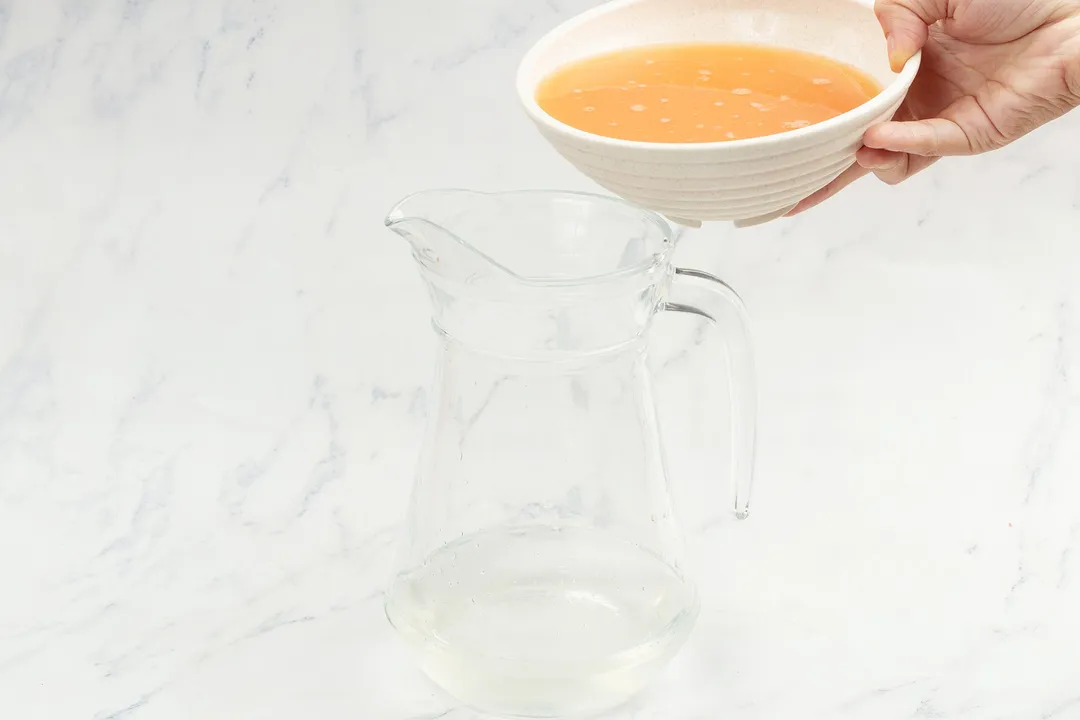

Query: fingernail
left=886, top=34, right=905, bottom=73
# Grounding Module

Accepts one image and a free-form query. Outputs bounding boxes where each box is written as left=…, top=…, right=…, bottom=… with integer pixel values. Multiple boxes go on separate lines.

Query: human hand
left=788, top=0, right=1080, bottom=215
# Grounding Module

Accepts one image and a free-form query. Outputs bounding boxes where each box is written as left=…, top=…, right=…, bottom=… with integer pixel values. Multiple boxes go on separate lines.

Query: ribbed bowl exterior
left=533, top=99, right=904, bottom=222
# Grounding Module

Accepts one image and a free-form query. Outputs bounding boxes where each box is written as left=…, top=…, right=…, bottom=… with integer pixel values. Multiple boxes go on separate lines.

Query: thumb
left=874, top=0, right=948, bottom=71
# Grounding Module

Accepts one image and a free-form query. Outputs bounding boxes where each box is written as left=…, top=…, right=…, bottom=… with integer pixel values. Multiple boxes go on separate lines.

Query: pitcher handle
left=662, top=267, right=757, bottom=520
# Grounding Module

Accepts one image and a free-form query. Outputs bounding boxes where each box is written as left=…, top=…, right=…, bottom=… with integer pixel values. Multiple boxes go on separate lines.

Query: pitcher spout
left=385, top=189, right=514, bottom=283
left=385, top=189, right=473, bottom=262
left=385, top=189, right=487, bottom=238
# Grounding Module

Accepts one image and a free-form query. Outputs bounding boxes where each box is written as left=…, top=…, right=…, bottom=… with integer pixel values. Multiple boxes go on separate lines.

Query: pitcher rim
left=384, top=188, right=676, bottom=288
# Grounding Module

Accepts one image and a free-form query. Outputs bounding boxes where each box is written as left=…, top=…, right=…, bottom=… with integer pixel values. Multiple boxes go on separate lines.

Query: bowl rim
left=515, top=0, right=922, bottom=152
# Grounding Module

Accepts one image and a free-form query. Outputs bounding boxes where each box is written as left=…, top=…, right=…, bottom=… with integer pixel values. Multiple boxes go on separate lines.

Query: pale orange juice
left=536, top=43, right=882, bottom=143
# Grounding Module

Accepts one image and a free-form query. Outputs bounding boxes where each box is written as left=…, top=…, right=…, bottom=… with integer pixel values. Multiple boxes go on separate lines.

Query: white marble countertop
left=2, top=1, right=1080, bottom=719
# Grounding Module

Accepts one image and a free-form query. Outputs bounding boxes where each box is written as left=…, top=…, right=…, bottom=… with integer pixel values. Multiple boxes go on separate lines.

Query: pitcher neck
left=421, top=266, right=670, bottom=361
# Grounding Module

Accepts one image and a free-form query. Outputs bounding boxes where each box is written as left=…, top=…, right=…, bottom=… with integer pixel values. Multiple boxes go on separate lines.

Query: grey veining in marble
left=1, top=1, right=1079, bottom=718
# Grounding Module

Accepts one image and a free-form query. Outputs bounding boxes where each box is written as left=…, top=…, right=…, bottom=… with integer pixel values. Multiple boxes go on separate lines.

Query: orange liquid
left=536, top=43, right=882, bottom=143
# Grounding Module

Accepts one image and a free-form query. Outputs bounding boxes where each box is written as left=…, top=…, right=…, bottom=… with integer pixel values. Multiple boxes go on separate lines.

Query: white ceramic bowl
left=517, top=0, right=920, bottom=226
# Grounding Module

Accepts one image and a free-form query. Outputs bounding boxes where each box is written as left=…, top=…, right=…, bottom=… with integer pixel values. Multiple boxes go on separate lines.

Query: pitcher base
left=385, top=525, right=699, bottom=718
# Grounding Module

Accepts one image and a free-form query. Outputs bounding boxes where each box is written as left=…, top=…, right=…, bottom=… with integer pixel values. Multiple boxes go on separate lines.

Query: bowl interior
left=518, top=0, right=897, bottom=101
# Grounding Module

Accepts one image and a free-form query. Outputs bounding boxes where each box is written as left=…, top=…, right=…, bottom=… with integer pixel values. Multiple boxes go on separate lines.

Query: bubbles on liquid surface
left=535, top=42, right=883, bottom=143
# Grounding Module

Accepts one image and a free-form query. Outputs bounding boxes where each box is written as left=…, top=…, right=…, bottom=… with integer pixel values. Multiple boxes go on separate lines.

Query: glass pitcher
left=383, top=189, right=756, bottom=719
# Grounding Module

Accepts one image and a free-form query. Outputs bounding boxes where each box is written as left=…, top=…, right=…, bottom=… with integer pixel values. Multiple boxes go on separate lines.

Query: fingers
left=857, top=146, right=940, bottom=183
left=785, top=162, right=871, bottom=216
left=874, top=0, right=948, bottom=71
left=864, top=117, right=974, bottom=156
left=785, top=145, right=941, bottom=217
left=856, top=147, right=910, bottom=184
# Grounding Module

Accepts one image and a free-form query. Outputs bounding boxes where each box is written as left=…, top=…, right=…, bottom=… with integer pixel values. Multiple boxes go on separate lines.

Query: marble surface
left=2, top=1, right=1080, bottom=718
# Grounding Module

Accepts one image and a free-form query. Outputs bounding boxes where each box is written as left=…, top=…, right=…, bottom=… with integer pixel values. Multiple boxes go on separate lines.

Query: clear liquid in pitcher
left=385, top=525, right=699, bottom=718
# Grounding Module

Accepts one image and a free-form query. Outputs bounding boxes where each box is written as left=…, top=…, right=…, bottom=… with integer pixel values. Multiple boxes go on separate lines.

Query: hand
left=788, top=0, right=1080, bottom=215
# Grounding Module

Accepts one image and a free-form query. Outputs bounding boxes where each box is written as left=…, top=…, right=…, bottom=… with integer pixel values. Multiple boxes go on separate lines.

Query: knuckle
left=929, top=127, right=946, bottom=156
